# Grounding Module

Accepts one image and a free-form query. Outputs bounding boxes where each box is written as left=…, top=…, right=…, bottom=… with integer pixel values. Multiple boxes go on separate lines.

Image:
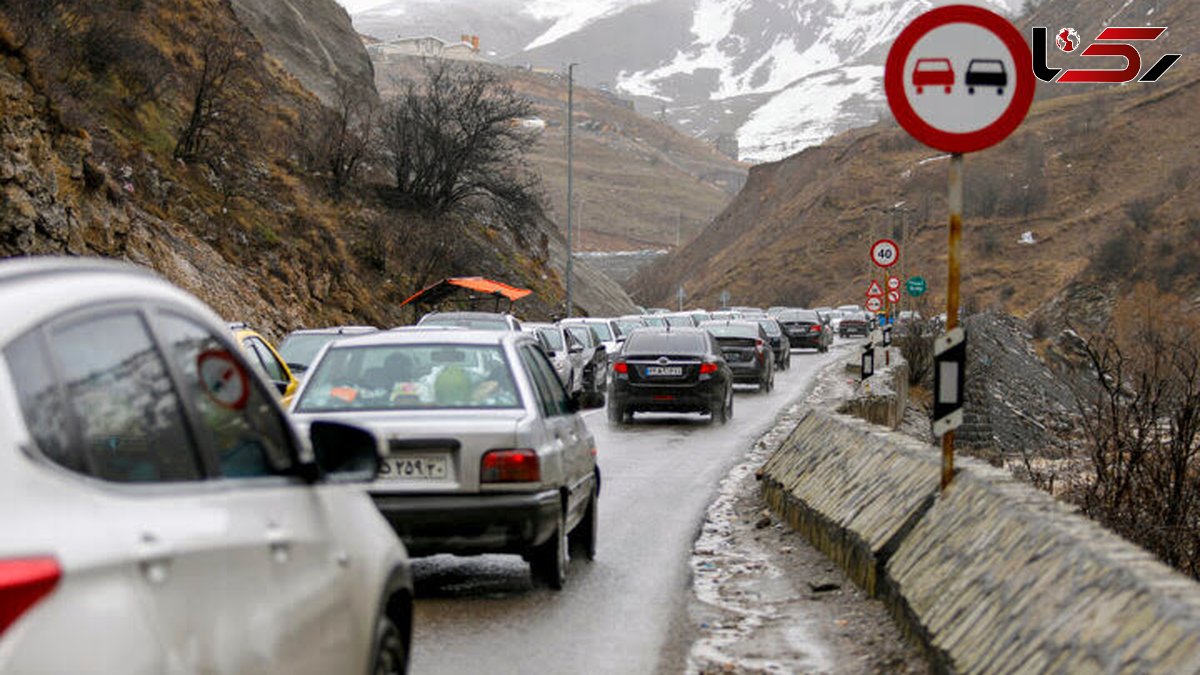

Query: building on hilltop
left=366, top=34, right=483, bottom=62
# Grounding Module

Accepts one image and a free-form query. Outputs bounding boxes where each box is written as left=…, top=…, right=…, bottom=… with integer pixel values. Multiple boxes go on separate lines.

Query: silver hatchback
left=291, top=330, right=600, bottom=589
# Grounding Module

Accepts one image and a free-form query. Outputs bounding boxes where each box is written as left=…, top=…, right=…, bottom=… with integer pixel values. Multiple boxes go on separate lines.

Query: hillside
left=372, top=56, right=746, bottom=252
left=631, top=0, right=1200, bottom=318
left=0, top=0, right=633, bottom=343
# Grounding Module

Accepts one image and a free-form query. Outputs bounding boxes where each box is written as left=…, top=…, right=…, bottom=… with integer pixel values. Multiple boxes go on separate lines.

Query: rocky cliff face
left=229, top=0, right=376, bottom=103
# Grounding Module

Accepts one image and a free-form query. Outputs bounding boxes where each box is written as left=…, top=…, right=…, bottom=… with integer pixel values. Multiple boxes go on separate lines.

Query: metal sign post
left=943, top=153, right=963, bottom=490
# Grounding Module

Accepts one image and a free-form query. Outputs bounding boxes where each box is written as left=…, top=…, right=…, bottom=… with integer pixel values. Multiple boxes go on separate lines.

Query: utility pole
left=565, top=62, right=578, bottom=317
left=675, top=209, right=681, bottom=250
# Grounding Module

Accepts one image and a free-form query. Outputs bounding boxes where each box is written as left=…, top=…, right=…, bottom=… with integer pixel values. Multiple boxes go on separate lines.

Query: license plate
left=723, top=351, right=742, bottom=361
left=645, top=366, right=683, bottom=376
left=379, top=456, right=448, bottom=480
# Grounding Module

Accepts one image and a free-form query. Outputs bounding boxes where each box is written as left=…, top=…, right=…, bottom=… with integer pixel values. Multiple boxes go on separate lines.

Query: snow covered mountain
left=345, top=0, right=1021, bottom=162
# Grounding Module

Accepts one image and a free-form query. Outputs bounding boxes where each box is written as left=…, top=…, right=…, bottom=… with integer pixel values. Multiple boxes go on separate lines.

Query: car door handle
left=137, top=532, right=173, bottom=585
left=267, top=526, right=293, bottom=564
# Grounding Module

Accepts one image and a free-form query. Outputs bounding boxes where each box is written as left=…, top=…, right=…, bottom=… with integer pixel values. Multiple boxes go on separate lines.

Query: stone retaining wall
left=838, top=347, right=909, bottom=430
left=761, top=408, right=1200, bottom=674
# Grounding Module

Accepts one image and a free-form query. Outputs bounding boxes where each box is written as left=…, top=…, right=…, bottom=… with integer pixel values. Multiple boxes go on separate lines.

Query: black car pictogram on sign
left=965, top=59, right=1007, bottom=94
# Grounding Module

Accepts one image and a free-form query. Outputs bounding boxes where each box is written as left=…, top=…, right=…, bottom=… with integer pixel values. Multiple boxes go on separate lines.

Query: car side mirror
left=567, top=396, right=582, bottom=413
left=307, top=421, right=381, bottom=483
left=273, top=380, right=290, bottom=396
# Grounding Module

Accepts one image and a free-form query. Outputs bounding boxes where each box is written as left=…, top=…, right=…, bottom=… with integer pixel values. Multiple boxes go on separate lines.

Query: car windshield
left=279, top=334, right=338, bottom=368
left=624, top=331, right=705, bottom=355
left=641, top=316, right=667, bottom=327
left=420, top=315, right=509, bottom=330
left=296, top=344, right=520, bottom=411
left=702, top=323, right=759, bottom=339
left=536, top=328, right=564, bottom=351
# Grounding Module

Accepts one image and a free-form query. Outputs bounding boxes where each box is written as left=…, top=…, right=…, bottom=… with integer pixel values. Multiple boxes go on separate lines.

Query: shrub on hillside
left=1068, top=286, right=1200, bottom=578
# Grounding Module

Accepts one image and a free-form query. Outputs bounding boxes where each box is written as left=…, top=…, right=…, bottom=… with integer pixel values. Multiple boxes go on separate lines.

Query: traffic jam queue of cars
left=0, top=256, right=867, bottom=674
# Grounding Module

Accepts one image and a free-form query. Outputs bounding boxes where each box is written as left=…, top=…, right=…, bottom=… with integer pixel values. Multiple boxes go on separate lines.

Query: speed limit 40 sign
left=871, top=239, right=900, bottom=268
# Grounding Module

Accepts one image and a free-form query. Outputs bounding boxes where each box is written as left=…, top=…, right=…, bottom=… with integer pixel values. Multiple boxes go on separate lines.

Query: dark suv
left=608, top=328, right=734, bottom=425
left=700, top=320, right=775, bottom=392
left=778, top=309, right=831, bottom=352
left=756, top=317, right=791, bottom=371
left=838, top=311, right=871, bottom=338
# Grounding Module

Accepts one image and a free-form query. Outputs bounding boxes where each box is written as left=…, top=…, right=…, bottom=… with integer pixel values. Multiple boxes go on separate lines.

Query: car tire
left=531, top=507, right=567, bottom=590
left=592, top=390, right=606, bottom=407
left=608, top=400, right=625, bottom=425
left=569, top=481, right=598, bottom=562
left=370, top=613, right=407, bottom=675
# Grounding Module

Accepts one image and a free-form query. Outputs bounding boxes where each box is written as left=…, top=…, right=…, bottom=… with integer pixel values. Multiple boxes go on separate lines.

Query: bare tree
left=1069, top=287, right=1200, bottom=577
left=299, top=80, right=378, bottom=198
left=175, top=30, right=254, bottom=162
left=379, top=60, right=541, bottom=226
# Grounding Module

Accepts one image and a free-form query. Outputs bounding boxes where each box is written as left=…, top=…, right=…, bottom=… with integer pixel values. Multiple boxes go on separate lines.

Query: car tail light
left=811, top=325, right=821, bottom=332
left=699, top=362, right=718, bottom=375
left=0, top=557, right=60, bottom=637
left=481, top=449, right=540, bottom=483
left=613, top=361, right=628, bottom=374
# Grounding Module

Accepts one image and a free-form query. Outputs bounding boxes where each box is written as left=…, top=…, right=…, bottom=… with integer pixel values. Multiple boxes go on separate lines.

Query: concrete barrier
left=761, top=408, right=1200, bottom=674
left=838, top=348, right=908, bottom=430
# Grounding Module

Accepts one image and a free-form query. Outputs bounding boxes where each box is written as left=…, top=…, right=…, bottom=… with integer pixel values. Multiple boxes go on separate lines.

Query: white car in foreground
left=0, top=257, right=412, bottom=674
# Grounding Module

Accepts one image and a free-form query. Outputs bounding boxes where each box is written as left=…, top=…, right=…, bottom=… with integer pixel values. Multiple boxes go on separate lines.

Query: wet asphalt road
left=409, top=346, right=844, bottom=675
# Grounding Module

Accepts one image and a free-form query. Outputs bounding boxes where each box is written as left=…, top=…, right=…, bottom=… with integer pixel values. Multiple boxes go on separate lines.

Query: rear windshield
left=616, top=320, right=644, bottom=335
left=664, top=315, right=693, bottom=327
left=297, top=344, right=520, bottom=411
left=279, top=334, right=337, bottom=368
left=641, top=316, right=667, bottom=328
left=536, top=328, right=564, bottom=351
left=420, top=315, right=508, bottom=331
left=565, top=326, right=593, bottom=347
left=780, top=310, right=819, bottom=322
left=625, top=332, right=706, bottom=355
left=703, top=323, right=759, bottom=339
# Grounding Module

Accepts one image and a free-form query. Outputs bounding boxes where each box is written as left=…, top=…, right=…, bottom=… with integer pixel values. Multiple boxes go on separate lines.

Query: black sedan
left=608, top=328, right=734, bottom=425
left=699, top=320, right=775, bottom=392
left=778, top=309, right=832, bottom=352
left=756, top=317, right=791, bottom=370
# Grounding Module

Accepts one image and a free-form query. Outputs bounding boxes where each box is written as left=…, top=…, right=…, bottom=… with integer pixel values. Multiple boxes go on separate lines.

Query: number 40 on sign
left=871, top=239, right=899, bottom=268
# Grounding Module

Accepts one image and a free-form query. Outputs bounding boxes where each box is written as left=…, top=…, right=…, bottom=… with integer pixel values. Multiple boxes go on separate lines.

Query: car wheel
left=531, top=507, right=567, bottom=590
left=569, top=481, right=598, bottom=562
left=608, top=399, right=624, bottom=424
left=371, top=613, right=407, bottom=675
left=592, top=390, right=606, bottom=407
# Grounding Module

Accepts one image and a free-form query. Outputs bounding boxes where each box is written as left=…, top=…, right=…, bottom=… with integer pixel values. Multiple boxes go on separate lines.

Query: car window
left=702, top=323, right=759, bottom=339
left=587, top=322, right=613, bottom=341
left=519, top=345, right=572, bottom=417
left=536, top=327, right=564, bottom=351
left=245, top=337, right=287, bottom=383
left=157, top=314, right=294, bottom=479
left=5, top=331, right=80, bottom=473
left=279, top=333, right=336, bottom=368
left=52, top=312, right=201, bottom=483
left=566, top=326, right=592, bottom=348
left=420, top=315, right=508, bottom=330
left=297, top=344, right=520, bottom=411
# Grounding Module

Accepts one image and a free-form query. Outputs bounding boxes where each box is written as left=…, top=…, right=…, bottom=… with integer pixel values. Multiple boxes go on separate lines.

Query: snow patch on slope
left=523, top=0, right=659, bottom=50
left=738, top=65, right=882, bottom=163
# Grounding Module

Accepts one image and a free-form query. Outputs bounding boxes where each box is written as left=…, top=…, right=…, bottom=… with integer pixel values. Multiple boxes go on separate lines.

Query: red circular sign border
left=885, top=4, right=1035, bottom=154
left=871, top=238, right=900, bottom=268
left=197, top=349, right=251, bottom=411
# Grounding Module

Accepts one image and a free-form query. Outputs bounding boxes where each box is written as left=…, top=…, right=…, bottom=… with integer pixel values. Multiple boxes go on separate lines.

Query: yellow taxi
left=228, top=323, right=299, bottom=407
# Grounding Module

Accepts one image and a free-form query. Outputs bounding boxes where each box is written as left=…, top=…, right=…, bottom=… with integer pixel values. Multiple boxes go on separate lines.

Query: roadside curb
left=760, top=386, right=1200, bottom=673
